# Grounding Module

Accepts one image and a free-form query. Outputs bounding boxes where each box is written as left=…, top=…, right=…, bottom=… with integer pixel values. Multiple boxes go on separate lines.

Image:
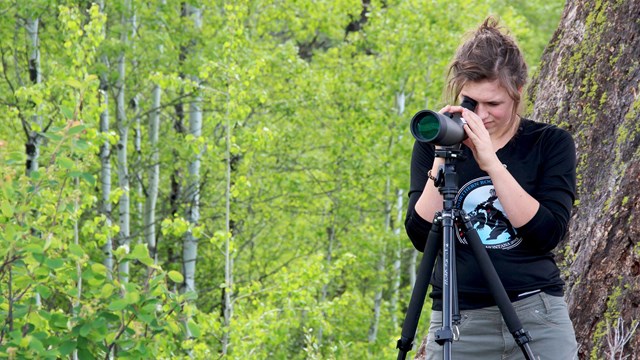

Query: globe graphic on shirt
left=454, top=177, right=522, bottom=250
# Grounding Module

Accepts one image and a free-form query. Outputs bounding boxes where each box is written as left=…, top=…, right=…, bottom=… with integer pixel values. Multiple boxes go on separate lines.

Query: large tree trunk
left=528, top=0, right=640, bottom=358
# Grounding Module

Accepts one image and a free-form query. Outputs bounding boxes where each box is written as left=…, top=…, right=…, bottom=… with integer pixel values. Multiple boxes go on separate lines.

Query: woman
left=405, top=16, right=579, bottom=359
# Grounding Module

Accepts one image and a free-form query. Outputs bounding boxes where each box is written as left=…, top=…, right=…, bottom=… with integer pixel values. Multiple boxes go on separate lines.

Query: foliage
left=0, top=0, right=563, bottom=358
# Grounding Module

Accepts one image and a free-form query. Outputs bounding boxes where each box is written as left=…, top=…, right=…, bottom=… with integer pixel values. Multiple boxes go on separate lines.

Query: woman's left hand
left=461, top=108, right=502, bottom=172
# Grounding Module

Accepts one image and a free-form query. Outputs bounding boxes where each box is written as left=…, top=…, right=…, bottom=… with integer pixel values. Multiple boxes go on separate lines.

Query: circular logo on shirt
left=454, top=177, right=522, bottom=250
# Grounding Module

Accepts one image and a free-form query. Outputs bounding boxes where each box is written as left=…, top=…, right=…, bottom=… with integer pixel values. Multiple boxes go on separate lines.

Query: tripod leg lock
left=434, top=327, right=454, bottom=345
left=512, top=329, right=533, bottom=346
left=396, top=336, right=413, bottom=352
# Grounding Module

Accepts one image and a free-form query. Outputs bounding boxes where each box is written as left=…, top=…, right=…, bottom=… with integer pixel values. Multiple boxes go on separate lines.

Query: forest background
left=0, top=0, right=603, bottom=359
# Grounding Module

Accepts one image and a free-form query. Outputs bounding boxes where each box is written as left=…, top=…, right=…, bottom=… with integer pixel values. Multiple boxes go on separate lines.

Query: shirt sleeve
left=516, top=127, right=577, bottom=253
left=405, top=141, right=436, bottom=251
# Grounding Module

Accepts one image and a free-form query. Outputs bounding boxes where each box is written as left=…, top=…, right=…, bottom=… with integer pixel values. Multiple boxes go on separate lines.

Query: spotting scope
left=409, top=96, right=478, bottom=146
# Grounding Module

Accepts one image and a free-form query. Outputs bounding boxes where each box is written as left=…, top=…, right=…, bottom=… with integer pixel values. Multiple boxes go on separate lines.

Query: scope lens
left=414, top=113, right=440, bottom=141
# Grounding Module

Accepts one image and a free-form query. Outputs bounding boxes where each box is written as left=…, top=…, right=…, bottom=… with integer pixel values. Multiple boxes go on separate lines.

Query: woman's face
left=460, top=79, right=519, bottom=138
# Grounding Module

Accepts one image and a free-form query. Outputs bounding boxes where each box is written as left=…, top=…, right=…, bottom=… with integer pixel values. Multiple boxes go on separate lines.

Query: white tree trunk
left=391, top=188, right=403, bottom=327
left=116, top=0, right=131, bottom=282
left=99, top=88, right=113, bottom=278
left=317, top=216, right=335, bottom=347
left=409, top=249, right=418, bottom=290
left=144, top=84, right=161, bottom=263
left=222, top=105, right=234, bottom=354
left=25, top=16, right=41, bottom=308
left=24, top=16, right=41, bottom=200
left=134, top=107, right=142, bottom=245
left=97, top=0, right=113, bottom=280
left=181, top=3, right=202, bottom=295
left=184, top=88, right=202, bottom=294
left=391, top=91, right=406, bottom=327
left=369, top=91, right=407, bottom=340
left=72, top=175, right=82, bottom=360
left=130, top=10, right=142, bottom=246
left=368, top=174, right=392, bottom=342
left=144, top=1, right=165, bottom=264
left=180, top=7, right=202, bottom=351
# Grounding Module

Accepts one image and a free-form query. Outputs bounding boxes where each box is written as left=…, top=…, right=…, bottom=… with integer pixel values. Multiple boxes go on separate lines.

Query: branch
left=104, top=313, right=137, bottom=360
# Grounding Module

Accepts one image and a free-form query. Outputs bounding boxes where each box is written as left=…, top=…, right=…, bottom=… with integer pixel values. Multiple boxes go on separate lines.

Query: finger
left=462, top=109, right=486, bottom=133
left=463, top=122, right=479, bottom=141
left=439, top=105, right=470, bottom=115
left=462, top=108, right=480, bottom=124
left=462, top=138, right=475, bottom=151
left=438, top=105, right=458, bottom=114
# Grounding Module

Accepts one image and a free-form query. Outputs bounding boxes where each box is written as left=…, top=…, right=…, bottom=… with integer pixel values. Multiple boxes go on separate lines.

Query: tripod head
left=433, top=146, right=465, bottom=210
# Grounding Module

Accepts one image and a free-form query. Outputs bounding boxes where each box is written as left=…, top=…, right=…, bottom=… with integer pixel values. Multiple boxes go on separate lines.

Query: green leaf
left=45, top=257, right=65, bottom=269
left=100, top=283, right=115, bottom=299
left=80, top=172, right=96, bottom=185
left=91, top=263, right=107, bottom=277
left=69, top=243, right=85, bottom=258
left=24, top=243, right=45, bottom=255
left=97, top=311, right=120, bottom=323
left=73, top=138, right=90, bottom=151
left=42, top=132, right=63, bottom=142
left=57, top=156, right=75, bottom=169
left=67, top=124, right=86, bottom=136
left=60, top=106, right=75, bottom=119
left=76, top=346, right=94, bottom=360
left=28, top=336, right=46, bottom=353
left=49, top=313, right=69, bottom=330
left=167, top=270, right=184, bottom=283
left=107, top=298, right=128, bottom=311
left=58, top=340, right=77, bottom=356
left=69, top=170, right=96, bottom=186
left=29, top=169, right=42, bottom=180
left=128, top=243, right=153, bottom=266
left=36, top=285, right=52, bottom=299
left=124, top=290, right=140, bottom=305
left=187, top=319, right=201, bottom=338
left=6, top=151, right=25, bottom=165
left=1, top=202, right=14, bottom=218
left=79, top=321, right=93, bottom=337
left=181, top=291, right=198, bottom=301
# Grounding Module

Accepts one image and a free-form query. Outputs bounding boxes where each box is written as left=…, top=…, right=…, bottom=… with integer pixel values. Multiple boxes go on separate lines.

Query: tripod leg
left=458, top=212, right=537, bottom=360
left=435, top=211, right=456, bottom=359
left=451, top=228, right=460, bottom=327
left=396, top=218, right=442, bottom=360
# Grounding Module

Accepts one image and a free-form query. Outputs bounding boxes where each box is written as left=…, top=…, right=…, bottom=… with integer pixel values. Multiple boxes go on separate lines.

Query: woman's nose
left=475, top=104, right=489, bottom=119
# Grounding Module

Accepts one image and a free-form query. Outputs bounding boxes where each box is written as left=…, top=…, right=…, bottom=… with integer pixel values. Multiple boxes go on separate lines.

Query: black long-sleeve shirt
left=405, top=118, right=576, bottom=310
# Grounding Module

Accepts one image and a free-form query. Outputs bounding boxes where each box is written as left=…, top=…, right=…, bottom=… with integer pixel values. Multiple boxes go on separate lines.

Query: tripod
left=396, top=147, right=537, bottom=360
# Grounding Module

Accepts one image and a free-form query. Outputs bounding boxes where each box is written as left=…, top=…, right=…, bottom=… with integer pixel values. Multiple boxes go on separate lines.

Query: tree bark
left=392, top=91, right=407, bottom=328
left=182, top=1, right=202, bottom=297
left=143, top=1, right=165, bottom=267
left=222, top=99, right=234, bottom=355
left=97, top=0, right=113, bottom=280
left=528, top=0, right=640, bottom=358
left=392, top=188, right=404, bottom=328
left=116, top=0, right=131, bottom=283
left=144, top=83, right=161, bottom=263
left=24, top=15, right=41, bottom=309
